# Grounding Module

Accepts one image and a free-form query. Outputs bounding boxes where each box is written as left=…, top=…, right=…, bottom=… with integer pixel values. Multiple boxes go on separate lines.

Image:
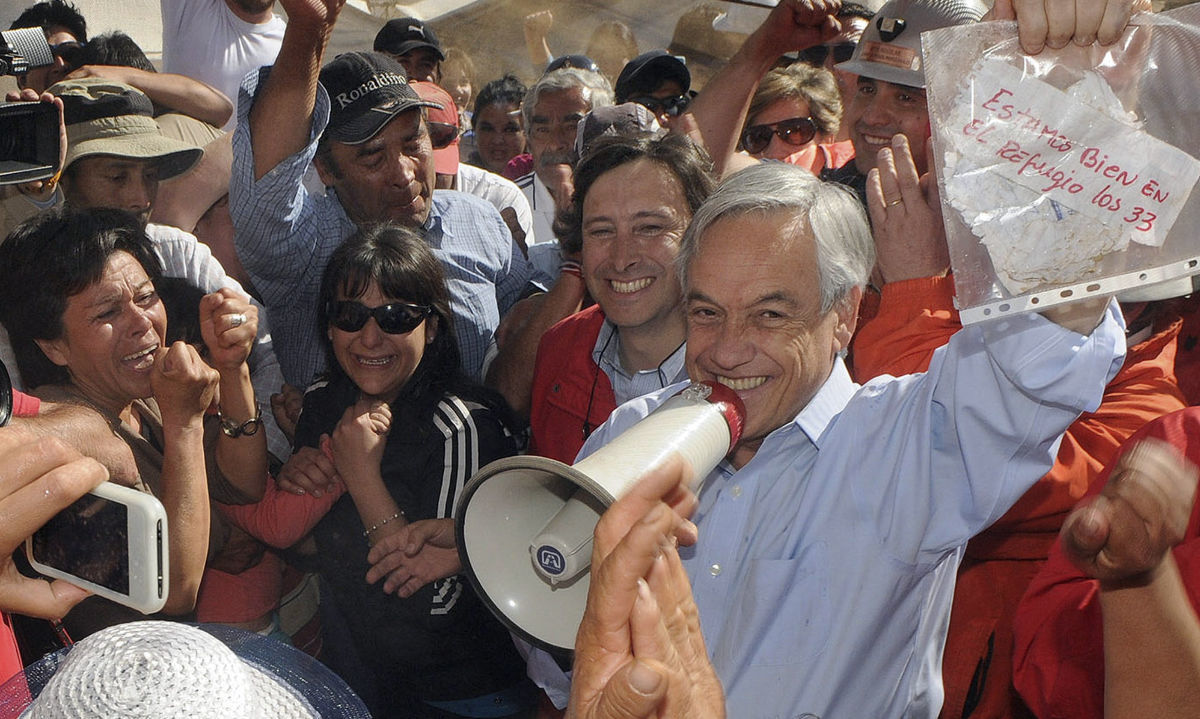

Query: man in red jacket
left=528, top=134, right=714, bottom=464
left=1013, top=411, right=1200, bottom=719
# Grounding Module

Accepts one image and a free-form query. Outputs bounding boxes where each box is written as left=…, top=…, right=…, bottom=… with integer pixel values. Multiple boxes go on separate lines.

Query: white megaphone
left=455, top=381, right=745, bottom=653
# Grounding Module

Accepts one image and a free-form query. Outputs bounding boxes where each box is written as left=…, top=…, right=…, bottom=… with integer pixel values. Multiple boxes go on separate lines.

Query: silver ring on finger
left=228, top=312, right=247, bottom=329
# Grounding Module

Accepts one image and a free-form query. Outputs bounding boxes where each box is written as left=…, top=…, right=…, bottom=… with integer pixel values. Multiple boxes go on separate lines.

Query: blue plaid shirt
left=230, top=67, right=537, bottom=387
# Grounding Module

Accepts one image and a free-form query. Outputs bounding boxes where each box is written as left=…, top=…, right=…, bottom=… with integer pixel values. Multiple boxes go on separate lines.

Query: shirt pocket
left=736, top=546, right=833, bottom=667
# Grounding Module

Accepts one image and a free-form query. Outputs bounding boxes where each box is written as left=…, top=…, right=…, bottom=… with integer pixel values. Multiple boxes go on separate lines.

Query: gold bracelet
left=363, top=510, right=406, bottom=538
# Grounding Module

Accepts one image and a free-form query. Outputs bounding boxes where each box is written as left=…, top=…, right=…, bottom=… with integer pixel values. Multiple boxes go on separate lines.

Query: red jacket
left=852, top=277, right=1186, bottom=719
left=529, top=306, right=616, bottom=465
left=1012, top=407, right=1200, bottom=719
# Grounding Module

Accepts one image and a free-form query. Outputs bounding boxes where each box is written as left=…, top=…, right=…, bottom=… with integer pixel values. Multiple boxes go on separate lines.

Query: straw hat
left=0, top=621, right=369, bottom=719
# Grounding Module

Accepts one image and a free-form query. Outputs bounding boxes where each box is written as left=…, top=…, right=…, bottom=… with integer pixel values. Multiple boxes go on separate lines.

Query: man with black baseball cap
left=373, top=16, right=443, bottom=83
left=230, top=0, right=546, bottom=392
left=613, top=50, right=691, bottom=129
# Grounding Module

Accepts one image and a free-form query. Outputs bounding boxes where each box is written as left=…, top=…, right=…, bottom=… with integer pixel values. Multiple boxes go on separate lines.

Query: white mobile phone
left=26, top=481, right=169, bottom=615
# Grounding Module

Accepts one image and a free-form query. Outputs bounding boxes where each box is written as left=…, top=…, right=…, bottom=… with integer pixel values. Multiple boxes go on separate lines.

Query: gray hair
left=522, top=68, right=614, bottom=137
left=678, top=163, right=875, bottom=314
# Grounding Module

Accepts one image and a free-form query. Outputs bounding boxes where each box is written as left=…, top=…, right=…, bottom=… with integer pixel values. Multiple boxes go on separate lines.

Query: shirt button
left=730, top=485, right=743, bottom=498
left=709, top=563, right=722, bottom=576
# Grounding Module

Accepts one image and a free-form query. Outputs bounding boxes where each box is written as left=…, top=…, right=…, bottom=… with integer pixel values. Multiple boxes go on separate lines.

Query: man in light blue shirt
left=528, top=162, right=1125, bottom=718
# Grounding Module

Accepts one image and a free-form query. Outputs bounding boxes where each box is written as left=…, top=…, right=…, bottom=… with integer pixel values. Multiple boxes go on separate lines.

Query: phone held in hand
left=26, top=482, right=169, bottom=615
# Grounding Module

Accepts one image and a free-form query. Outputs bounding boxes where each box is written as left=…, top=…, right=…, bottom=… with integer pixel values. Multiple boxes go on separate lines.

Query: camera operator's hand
left=1, top=88, right=66, bottom=200
left=0, top=426, right=108, bottom=619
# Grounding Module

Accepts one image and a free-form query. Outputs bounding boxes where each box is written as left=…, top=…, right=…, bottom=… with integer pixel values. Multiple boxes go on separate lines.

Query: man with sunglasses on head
left=514, top=67, right=612, bottom=262
left=230, top=0, right=547, bottom=390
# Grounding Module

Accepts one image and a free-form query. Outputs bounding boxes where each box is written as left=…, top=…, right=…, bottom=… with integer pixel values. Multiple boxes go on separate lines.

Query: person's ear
left=35, top=336, right=70, bottom=367
left=313, top=152, right=338, bottom=188
left=426, top=315, right=438, bottom=345
left=832, top=285, right=863, bottom=353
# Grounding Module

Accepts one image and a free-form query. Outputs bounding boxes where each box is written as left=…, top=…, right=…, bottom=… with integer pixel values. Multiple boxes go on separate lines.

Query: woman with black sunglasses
left=286, top=223, right=535, bottom=718
left=738, top=62, right=853, bottom=175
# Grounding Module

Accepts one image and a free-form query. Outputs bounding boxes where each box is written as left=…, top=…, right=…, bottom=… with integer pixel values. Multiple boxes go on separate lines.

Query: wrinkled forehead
left=533, top=87, right=590, bottom=117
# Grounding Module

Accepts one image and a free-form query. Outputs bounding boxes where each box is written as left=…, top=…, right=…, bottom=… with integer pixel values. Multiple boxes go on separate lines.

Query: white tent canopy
left=0, top=0, right=407, bottom=63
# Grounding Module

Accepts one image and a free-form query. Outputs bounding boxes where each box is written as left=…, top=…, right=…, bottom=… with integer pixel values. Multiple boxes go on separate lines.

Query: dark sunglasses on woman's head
left=740, top=116, right=818, bottom=155
left=630, top=94, right=691, bottom=118
left=427, top=121, right=459, bottom=149
left=327, top=301, right=433, bottom=334
left=796, top=42, right=857, bottom=66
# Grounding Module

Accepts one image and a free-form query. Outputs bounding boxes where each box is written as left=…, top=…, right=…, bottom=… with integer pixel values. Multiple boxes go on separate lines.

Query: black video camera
left=0, top=27, right=61, bottom=186
left=0, top=26, right=52, bottom=76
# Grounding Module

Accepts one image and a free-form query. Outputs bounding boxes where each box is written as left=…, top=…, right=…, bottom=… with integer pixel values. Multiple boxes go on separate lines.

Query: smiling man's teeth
left=862, top=133, right=893, bottom=146
left=717, top=376, right=768, bottom=391
left=123, top=345, right=158, bottom=362
left=611, top=278, right=652, bottom=293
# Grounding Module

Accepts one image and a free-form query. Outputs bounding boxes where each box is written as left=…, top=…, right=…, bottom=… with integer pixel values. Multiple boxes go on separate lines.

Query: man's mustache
left=538, top=151, right=574, bottom=167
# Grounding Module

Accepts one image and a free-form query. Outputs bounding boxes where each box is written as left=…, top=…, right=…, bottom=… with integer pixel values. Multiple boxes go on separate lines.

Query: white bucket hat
left=0, top=621, right=369, bottom=719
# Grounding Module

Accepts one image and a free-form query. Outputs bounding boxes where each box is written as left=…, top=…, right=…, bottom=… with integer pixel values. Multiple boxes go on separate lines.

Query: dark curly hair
left=0, top=206, right=161, bottom=389
left=9, top=0, right=86, bottom=41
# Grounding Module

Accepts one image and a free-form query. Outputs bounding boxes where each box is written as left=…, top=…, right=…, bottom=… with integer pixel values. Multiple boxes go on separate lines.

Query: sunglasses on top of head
left=796, top=42, right=857, bottom=66
left=629, top=94, right=691, bottom=118
left=327, top=300, right=433, bottom=334
left=740, top=116, right=818, bottom=155
left=426, top=121, right=459, bottom=150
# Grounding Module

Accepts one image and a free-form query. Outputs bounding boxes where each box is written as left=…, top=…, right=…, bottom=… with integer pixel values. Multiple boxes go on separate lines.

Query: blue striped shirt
left=230, top=67, right=537, bottom=387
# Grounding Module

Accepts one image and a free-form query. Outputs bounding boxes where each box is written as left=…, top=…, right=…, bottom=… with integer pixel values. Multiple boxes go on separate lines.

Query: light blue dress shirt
left=591, top=319, right=688, bottom=406
left=529, top=303, right=1125, bottom=718
left=230, top=68, right=541, bottom=387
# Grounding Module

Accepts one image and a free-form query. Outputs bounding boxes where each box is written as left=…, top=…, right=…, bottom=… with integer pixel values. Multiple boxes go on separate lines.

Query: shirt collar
left=532, top=173, right=554, bottom=211
left=790, top=356, right=858, bottom=448
left=592, top=318, right=688, bottom=385
left=326, top=188, right=444, bottom=237
left=425, top=201, right=444, bottom=238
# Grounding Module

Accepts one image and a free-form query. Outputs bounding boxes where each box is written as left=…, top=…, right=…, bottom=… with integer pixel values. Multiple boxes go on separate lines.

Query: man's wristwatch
left=217, top=405, right=262, bottom=438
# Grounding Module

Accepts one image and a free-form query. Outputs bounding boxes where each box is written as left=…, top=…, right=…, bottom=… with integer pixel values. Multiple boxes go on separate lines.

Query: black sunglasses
left=327, top=301, right=433, bottom=334
left=740, top=116, right=819, bottom=155
left=427, top=121, right=459, bottom=150
left=796, top=42, right=857, bottom=66
left=629, top=94, right=691, bottom=118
